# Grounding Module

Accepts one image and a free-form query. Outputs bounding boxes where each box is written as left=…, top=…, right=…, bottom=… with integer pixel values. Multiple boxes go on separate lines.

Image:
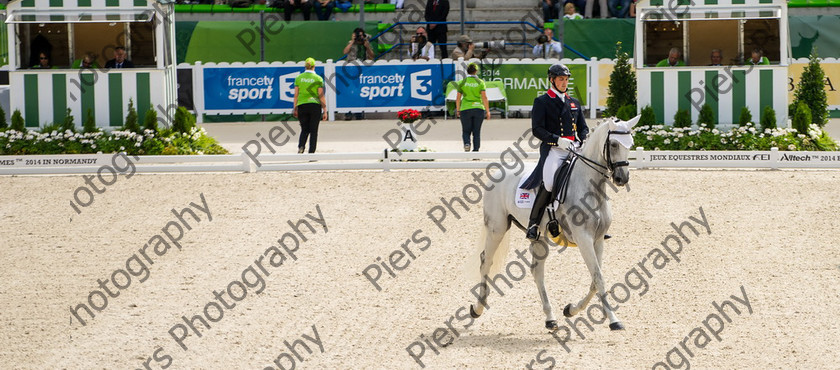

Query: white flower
left=748, top=127, right=756, bottom=133
left=135, top=142, right=141, bottom=147
left=91, top=144, right=97, bottom=149
left=674, top=137, right=679, bottom=142
left=687, top=141, right=694, bottom=148
left=712, top=129, right=720, bottom=135
left=647, top=135, right=653, bottom=140
left=788, top=144, right=796, bottom=150
left=120, top=146, right=125, bottom=150
left=663, top=139, right=671, bottom=144
left=721, top=138, right=727, bottom=144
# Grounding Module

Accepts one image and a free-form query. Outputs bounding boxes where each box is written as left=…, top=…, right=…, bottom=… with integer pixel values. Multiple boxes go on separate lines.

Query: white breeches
left=542, top=146, right=570, bottom=192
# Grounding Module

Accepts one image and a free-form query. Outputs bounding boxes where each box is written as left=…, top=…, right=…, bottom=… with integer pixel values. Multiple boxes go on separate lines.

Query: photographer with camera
left=409, top=27, right=435, bottom=61
left=343, top=27, right=375, bottom=62
left=532, top=28, right=563, bottom=59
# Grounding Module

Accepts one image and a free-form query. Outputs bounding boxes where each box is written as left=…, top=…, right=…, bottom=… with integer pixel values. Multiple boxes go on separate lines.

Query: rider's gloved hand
left=551, top=136, right=574, bottom=150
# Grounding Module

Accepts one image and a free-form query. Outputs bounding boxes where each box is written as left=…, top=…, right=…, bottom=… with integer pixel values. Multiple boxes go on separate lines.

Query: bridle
left=572, top=129, right=633, bottom=180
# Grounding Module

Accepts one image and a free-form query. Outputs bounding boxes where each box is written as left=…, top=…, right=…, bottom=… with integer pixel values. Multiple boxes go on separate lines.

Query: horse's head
left=589, top=115, right=639, bottom=186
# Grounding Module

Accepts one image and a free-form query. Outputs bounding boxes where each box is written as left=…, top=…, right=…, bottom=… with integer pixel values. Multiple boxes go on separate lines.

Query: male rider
left=520, top=64, right=588, bottom=241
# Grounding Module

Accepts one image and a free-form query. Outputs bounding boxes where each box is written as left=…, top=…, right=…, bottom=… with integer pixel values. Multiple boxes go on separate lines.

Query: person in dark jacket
left=520, top=63, right=588, bottom=241
left=424, top=0, right=449, bottom=58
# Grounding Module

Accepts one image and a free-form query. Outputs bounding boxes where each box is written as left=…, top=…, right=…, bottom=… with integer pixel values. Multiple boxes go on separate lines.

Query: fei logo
left=410, top=69, right=432, bottom=101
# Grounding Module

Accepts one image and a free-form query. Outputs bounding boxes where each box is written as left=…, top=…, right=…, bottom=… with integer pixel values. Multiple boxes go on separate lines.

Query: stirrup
left=547, top=219, right=560, bottom=238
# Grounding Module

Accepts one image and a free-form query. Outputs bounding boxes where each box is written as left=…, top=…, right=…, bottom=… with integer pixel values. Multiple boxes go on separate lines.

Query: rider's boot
left=526, top=186, right=553, bottom=241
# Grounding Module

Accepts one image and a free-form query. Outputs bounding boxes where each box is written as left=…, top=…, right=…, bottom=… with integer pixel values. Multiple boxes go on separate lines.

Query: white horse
left=468, top=115, right=639, bottom=331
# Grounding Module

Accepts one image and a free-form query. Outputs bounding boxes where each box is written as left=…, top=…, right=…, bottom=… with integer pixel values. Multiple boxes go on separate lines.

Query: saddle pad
left=515, top=164, right=538, bottom=209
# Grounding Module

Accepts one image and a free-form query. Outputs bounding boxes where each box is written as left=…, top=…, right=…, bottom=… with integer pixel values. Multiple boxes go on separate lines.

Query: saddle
left=546, top=153, right=579, bottom=247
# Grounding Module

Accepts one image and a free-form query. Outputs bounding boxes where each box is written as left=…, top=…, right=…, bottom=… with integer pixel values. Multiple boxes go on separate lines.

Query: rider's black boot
left=526, top=186, right=553, bottom=241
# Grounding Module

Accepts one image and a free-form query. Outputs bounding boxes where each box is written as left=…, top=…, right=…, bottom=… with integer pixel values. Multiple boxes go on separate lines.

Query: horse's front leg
left=573, top=237, right=624, bottom=330
left=530, top=239, right=559, bottom=330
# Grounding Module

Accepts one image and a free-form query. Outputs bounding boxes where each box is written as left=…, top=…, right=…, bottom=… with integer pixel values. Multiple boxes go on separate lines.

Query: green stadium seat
left=830, top=0, right=840, bottom=6
left=377, top=43, right=392, bottom=53
left=787, top=0, right=808, bottom=6
left=375, top=4, right=396, bottom=12
left=807, top=0, right=829, bottom=6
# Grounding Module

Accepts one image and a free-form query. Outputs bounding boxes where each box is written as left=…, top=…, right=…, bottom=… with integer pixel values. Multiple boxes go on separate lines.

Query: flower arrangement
left=632, top=122, right=839, bottom=151
left=0, top=126, right=228, bottom=155
left=397, top=109, right=421, bottom=124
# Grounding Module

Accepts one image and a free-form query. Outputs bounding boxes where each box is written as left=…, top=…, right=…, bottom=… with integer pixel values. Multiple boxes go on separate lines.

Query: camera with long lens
left=474, top=40, right=506, bottom=50
left=354, top=29, right=367, bottom=44
left=537, top=34, right=549, bottom=45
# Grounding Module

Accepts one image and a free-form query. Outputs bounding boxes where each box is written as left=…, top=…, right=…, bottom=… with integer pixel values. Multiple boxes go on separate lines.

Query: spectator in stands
left=344, top=27, right=374, bottom=61
left=532, top=28, right=563, bottom=59
left=629, top=0, right=636, bottom=17
left=542, top=0, right=561, bottom=21
left=585, top=0, right=607, bottom=18
left=410, top=32, right=435, bottom=61
left=284, top=0, right=312, bottom=21
left=293, top=58, right=327, bottom=153
left=335, top=0, right=352, bottom=12
left=425, top=0, right=449, bottom=58
left=456, top=63, right=490, bottom=152
left=747, top=48, right=769, bottom=65
left=313, top=0, right=335, bottom=20
left=709, top=49, right=723, bottom=66
left=74, top=54, right=98, bottom=69
left=32, top=52, right=52, bottom=69
left=608, top=0, right=631, bottom=18
left=656, top=48, right=685, bottom=67
left=563, top=3, right=583, bottom=20
left=451, top=35, right=475, bottom=60
left=105, top=47, right=134, bottom=69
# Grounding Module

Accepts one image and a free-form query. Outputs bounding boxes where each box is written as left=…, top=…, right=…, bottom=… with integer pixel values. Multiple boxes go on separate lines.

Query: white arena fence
left=1, top=148, right=840, bottom=175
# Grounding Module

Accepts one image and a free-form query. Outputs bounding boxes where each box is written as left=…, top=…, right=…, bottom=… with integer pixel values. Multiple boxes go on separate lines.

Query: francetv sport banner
left=333, top=63, right=455, bottom=111
left=202, top=66, right=326, bottom=112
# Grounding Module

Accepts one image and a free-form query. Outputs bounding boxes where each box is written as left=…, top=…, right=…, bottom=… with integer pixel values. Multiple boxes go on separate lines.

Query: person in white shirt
left=563, top=3, right=583, bottom=20
left=532, top=28, right=563, bottom=59
left=408, top=27, right=435, bottom=60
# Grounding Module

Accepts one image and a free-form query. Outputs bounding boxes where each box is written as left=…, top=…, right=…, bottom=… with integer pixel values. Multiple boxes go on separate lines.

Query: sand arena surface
left=1, top=169, right=839, bottom=369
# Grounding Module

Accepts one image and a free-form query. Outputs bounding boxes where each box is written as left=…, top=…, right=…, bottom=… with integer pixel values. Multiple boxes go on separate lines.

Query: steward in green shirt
left=293, top=58, right=328, bottom=154
left=456, top=63, right=491, bottom=152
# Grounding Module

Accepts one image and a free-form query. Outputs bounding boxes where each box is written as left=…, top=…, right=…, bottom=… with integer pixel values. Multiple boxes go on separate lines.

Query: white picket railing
left=1, top=148, right=840, bottom=175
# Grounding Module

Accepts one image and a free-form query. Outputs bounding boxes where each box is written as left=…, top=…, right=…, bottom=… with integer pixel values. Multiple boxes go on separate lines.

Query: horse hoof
left=545, top=320, right=559, bottom=331
left=563, top=304, right=573, bottom=318
left=609, top=322, right=625, bottom=331
left=470, top=305, right=481, bottom=319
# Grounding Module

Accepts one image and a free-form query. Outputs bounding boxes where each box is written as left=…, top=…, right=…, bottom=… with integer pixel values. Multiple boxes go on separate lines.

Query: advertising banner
left=477, top=63, right=588, bottom=107
left=333, top=63, right=454, bottom=110
left=203, top=66, right=326, bottom=112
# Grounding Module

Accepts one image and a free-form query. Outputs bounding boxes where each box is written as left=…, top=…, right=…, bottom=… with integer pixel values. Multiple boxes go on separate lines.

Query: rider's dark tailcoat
left=521, top=88, right=589, bottom=190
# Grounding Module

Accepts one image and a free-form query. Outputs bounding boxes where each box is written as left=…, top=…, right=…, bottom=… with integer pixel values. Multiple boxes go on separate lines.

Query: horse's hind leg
left=530, top=239, right=559, bottom=330
left=469, top=216, right=508, bottom=318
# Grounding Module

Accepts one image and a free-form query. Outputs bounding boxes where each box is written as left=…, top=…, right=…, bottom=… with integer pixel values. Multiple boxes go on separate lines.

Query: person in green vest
left=656, top=48, right=686, bottom=67
left=32, top=52, right=56, bottom=69
left=293, top=57, right=328, bottom=154
left=455, top=62, right=490, bottom=152
left=747, top=48, right=770, bottom=65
